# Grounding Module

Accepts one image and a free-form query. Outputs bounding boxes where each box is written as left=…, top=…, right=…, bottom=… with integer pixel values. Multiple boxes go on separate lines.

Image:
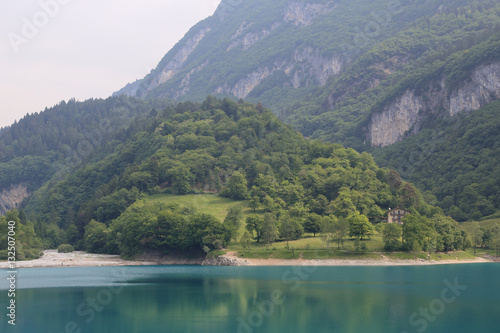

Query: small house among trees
left=387, top=208, right=409, bottom=224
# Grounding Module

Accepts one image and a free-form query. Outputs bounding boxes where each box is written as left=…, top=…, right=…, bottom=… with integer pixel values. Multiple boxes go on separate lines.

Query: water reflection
left=0, top=264, right=498, bottom=333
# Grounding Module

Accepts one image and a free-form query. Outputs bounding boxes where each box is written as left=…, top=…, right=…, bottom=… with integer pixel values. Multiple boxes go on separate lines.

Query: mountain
left=114, top=0, right=500, bottom=220
left=21, top=97, right=449, bottom=253
left=0, top=1, right=487, bottom=254
left=115, top=0, right=500, bottom=147
left=372, top=100, right=500, bottom=222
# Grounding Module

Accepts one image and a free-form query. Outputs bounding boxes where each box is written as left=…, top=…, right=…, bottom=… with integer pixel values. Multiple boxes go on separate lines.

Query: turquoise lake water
left=1, top=264, right=499, bottom=333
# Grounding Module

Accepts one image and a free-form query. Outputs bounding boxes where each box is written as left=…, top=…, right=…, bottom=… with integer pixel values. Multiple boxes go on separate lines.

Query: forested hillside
left=19, top=98, right=458, bottom=256
left=112, top=0, right=500, bottom=221
left=373, top=100, right=500, bottom=222
left=290, top=4, right=500, bottom=148
left=0, top=96, right=171, bottom=214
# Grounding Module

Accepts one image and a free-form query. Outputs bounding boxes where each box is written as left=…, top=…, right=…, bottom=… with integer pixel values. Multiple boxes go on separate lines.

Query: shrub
left=58, top=244, right=75, bottom=253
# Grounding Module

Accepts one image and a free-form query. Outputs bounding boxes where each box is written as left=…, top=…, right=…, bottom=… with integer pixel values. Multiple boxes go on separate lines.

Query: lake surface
left=1, top=264, right=499, bottom=333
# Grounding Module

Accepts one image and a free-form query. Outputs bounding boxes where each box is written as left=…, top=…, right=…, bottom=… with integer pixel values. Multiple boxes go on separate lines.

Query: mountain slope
left=115, top=0, right=500, bottom=149
left=0, top=96, right=172, bottom=214
left=373, top=100, right=500, bottom=222
left=23, top=98, right=444, bottom=251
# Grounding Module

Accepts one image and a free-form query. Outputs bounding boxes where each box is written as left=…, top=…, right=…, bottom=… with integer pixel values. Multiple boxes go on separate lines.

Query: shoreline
left=220, top=251, right=493, bottom=266
left=0, top=250, right=158, bottom=269
left=0, top=250, right=494, bottom=268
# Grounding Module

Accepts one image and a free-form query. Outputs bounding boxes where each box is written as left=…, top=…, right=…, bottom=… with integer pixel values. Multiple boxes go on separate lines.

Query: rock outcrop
left=0, top=184, right=29, bottom=215
left=227, top=22, right=281, bottom=51
left=116, top=1, right=342, bottom=102
left=284, top=1, right=337, bottom=26
left=369, top=91, right=422, bottom=147
left=369, top=62, right=500, bottom=147
left=202, top=256, right=245, bottom=266
left=449, top=62, right=500, bottom=116
left=216, top=47, right=343, bottom=98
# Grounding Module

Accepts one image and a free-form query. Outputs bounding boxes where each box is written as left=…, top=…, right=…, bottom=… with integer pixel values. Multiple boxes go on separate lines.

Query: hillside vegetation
left=373, top=100, right=500, bottom=221
left=15, top=98, right=467, bottom=257
left=0, top=96, right=171, bottom=214
left=112, top=0, right=500, bottom=221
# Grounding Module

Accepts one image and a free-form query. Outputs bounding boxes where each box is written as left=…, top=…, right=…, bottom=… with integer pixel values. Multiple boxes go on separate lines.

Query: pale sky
left=0, top=0, right=219, bottom=128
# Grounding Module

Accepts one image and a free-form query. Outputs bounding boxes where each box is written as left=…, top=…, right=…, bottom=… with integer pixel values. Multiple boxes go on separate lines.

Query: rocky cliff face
left=369, top=62, right=500, bottom=147
left=227, top=22, right=281, bottom=51
left=0, top=184, right=29, bottom=215
left=215, top=48, right=343, bottom=99
left=449, top=62, right=500, bottom=116
left=141, top=27, right=211, bottom=97
left=115, top=0, right=342, bottom=103
left=284, top=1, right=337, bottom=26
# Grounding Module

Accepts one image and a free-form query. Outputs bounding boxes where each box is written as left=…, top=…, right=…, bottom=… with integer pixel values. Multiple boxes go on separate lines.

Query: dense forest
left=0, top=96, right=171, bottom=197
left=373, top=100, right=500, bottom=222
left=0, top=210, right=43, bottom=260
left=4, top=98, right=465, bottom=257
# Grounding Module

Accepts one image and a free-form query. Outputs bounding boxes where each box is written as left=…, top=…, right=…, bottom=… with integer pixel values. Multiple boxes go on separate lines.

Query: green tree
left=382, top=223, right=402, bottom=251
left=348, top=215, right=374, bottom=240
left=399, top=183, right=419, bottom=209
left=223, top=206, right=243, bottom=241
left=84, top=220, right=109, bottom=253
left=401, top=214, right=434, bottom=252
left=245, top=214, right=264, bottom=242
left=248, top=196, right=260, bottom=212
left=221, top=171, right=248, bottom=200
left=279, top=217, right=295, bottom=249
left=360, top=242, right=368, bottom=254
left=411, top=241, right=422, bottom=260
left=303, top=213, right=322, bottom=237
left=279, top=214, right=303, bottom=249
left=387, top=170, right=402, bottom=190
left=262, top=213, right=279, bottom=247
left=240, top=231, right=252, bottom=250
left=471, top=222, right=484, bottom=255
left=333, top=217, right=350, bottom=249
left=320, top=215, right=337, bottom=249
left=169, top=166, right=193, bottom=195
left=328, top=188, right=359, bottom=218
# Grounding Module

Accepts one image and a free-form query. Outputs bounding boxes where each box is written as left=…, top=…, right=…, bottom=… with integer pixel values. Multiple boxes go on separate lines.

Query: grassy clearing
left=148, top=194, right=249, bottom=222
left=230, top=232, right=389, bottom=260
left=237, top=248, right=382, bottom=260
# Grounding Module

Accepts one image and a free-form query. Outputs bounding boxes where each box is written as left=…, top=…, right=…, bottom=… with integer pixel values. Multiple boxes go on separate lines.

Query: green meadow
left=146, top=194, right=480, bottom=261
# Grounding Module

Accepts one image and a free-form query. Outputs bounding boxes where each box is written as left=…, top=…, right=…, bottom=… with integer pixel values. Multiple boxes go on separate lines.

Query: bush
left=58, top=244, right=75, bottom=253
